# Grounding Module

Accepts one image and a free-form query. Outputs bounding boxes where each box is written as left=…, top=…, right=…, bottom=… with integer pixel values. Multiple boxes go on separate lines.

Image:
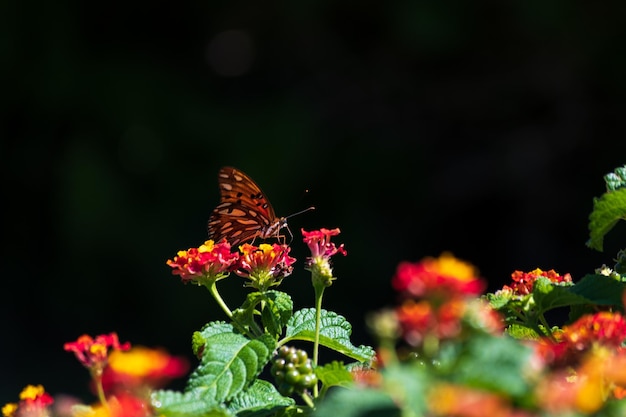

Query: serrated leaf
left=315, top=361, right=353, bottom=390
left=505, top=324, right=542, bottom=340
left=192, top=322, right=233, bottom=358
left=284, top=308, right=375, bottom=363
left=587, top=188, right=626, bottom=251
left=532, top=277, right=590, bottom=314
left=226, top=379, right=294, bottom=417
left=187, top=323, right=276, bottom=403
left=151, top=390, right=232, bottom=417
left=261, top=291, right=293, bottom=339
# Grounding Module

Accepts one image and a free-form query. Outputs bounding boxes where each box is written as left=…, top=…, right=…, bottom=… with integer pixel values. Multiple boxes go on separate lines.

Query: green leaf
left=532, top=277, right=589, bottom=314
left=232, top=292, right=265, bottom=333
left=151, top=390, right=232, bottom=417
left=568, top=274, right=626, bottom=307
left=226, top=379, right=294, bottom=417
left=187, top=323, right=276, bottom=403
left=446, top=334, right=534, bottom=398
left=315, top=361, right=354, bottom=393
left=283, top=308, right=375, bottom=363
left=313, top=387, right=401, bottom=417
left=192, top=322, right=235, bottom=358
left=261, top=291, right=293, bottom=339
left=587, top=188, right=626, bottom=251
left=505, top=324, right=542, bottom=340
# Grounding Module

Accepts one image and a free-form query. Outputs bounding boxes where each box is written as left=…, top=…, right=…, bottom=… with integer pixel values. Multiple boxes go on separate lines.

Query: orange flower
left=562, top=311, right=626, bottom=351
left=64, top=333, right=130, bottom=372
left=396, top=298, right=467, bottom=346
left=427, top=383, right=513, bottom=417
left=503, top=268, right=572, bottom=296
left=2, top=385, right=53, bottom=417
left=392, top=253, right=485, bottom=298
left=102, top=346, right=189, bottom=392
left=234, top=243, right=295, bottom=290
left=167, top=240, right=239, bottom=284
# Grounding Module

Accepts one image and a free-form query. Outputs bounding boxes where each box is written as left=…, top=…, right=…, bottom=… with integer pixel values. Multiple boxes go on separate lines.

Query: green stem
left=313, top=286, right=324, bottom=366
left=300, top=391, right=316, bottom=409
left=538, top=314, right=557, bottom=342
left=92, top=369, right=109, bottom=412
left=312, top=285, right=325, bottom=398
left=206, top=281, right=262, bottom=337
left=207, top=281, right=233, bottom=318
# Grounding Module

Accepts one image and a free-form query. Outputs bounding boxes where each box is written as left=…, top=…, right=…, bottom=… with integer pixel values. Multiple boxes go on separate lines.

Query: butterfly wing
left=208, top=167, right=279, bottom=246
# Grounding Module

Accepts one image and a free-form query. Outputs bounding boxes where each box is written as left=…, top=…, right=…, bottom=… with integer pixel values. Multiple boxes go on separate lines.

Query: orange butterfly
left=208, top=166, right=313, bottom=246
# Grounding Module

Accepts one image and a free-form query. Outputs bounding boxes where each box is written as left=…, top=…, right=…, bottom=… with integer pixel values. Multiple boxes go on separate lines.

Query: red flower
left=2, top=385, right=54, bottom=417
left=396, top=299, right=466, bottom=346
left=535, top=312, right=626, bottom=368
left=427, top=383, right=514, bottom=417
left=102, top=346, right=189, bottom=394
left=301, top=228, right=347, bottom=260
left=392, top=253, right=485, bottom=299
left=502, top=268, right=572, bottom=296
left=64, top=333, right=131, bottom=372
left=562, top=311, right=626, bottom=351
left=301, top=228, right=347, bottom=288
left=167, top=240, right=239, bottom=284
left=235, top=243, right=295, bottom=290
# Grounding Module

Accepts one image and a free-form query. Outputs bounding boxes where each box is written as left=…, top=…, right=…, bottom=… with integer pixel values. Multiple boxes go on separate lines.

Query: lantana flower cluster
left=4, top=333, right=188, bottom=417
left=167, top=240, right=295, bottom=291
left=390, top=252, right=501, bottom=348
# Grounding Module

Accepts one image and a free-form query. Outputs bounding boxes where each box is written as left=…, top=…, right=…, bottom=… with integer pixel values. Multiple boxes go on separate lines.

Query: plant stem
left=312, top=285, right=325, bottom=398
left=206, top=281, right=262, bottom=337
left=92, top=369, right=109, bottom=413
left=301, top=391, right=315, bottom=409
left=207, top=281, right=233, bottom=318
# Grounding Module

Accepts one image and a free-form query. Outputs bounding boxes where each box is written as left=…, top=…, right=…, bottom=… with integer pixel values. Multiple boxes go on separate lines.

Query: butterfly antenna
left=285, top=206, right=315, bottom=220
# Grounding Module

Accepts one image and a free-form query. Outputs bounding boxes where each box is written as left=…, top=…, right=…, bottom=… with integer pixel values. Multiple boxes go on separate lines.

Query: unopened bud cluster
left=271, top=346, right=317, bottom=396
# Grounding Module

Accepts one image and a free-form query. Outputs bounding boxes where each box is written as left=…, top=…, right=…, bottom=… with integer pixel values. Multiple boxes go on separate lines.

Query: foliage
left=5, top=165, right=626, bottom=417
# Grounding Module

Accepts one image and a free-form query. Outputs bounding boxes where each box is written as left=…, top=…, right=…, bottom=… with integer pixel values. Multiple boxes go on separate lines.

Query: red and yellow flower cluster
left=67, top=332, right=187, bottom=417
left=167, top=240, right=294, bottom=290
left=501, top=268, right=573, bottom=296
left=2, top=385, right=53, bottom=417
left=391, top=253, right=501, bottom=347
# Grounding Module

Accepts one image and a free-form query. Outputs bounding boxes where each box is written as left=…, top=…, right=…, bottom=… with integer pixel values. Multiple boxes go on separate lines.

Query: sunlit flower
left=534, top=311, right=626, bottom=369
left=102, top=346, right=189, bottom=393
left=562, top=311, right=626, bottom=351
left=167, top=240, right=239, bottom=285
left=234, top=243, right=295, bottom=291
left=536, top=348, right=625, bottom=414
left=2, top=385, right=53, bottom=417
left=396, top=298, right=466, bottom=346
left=64, top=333, right=131, bottom=374
left=392, top=253, right=485, bottom=299
left=350, top=365, right=382, bottom=388
left=301, top=228, right=346, bottom=288
left=502, top=268, right=572, bottom=296
left=72, top=394, right=149, bottom=417
left=427, top=383, right=513, bottom=417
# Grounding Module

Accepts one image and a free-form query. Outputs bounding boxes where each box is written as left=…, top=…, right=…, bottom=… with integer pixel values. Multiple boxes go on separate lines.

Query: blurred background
left=2, top=0, right=626, bottom=404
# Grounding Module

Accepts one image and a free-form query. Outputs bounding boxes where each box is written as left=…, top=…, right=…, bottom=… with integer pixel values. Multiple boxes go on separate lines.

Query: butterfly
left=208, top=166, right=314, bottom=246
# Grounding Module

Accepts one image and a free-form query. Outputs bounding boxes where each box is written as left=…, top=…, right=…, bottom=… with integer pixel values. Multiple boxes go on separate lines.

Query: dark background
left=2, top=0, right=626, bottom=404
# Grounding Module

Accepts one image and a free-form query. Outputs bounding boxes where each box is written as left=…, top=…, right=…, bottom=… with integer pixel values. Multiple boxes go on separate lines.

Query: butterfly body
left=208, top=167, right=289, bottom=246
